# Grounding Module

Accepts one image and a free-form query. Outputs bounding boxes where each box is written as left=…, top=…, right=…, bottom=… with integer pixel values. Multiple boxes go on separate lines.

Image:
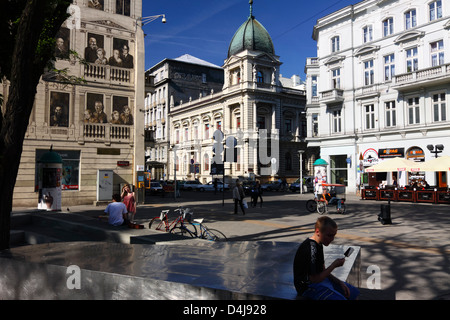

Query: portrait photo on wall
left=55, top=28, right=70, bottom=59
left=88, top=0, right=104, bottom=10
left=50, top=92, right=70, bottom=127
left=112, top=96, right=133, bottom=125
left=86, top=93, right=108, bottom=123
left=112, top=38, right=133, bottom=68
left=85, top=33, right=105, bottom=64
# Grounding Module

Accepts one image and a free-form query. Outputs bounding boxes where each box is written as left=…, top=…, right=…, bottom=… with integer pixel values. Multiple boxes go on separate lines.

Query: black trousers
left=234, top=199, right=246, bottom=214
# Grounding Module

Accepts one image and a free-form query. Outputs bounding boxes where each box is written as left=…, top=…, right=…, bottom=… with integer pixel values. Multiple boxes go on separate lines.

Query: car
left=289, top=176, right=314, bottom=193
left=203, top=181, right=229, bottom=192
left=180, top=180, right=203, bottom=191
left=149, top=182, right=163, bottom=194
left=261, top=181, right=283, bottom=192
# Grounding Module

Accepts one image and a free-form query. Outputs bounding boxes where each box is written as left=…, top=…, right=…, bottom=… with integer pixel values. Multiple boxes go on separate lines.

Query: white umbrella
left=419, top=155, right=450, bottom=172
left=365, top=157, right=423, bottom=172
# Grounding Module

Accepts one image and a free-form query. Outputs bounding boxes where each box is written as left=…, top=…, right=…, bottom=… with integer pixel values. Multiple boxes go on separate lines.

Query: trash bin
left=378, top=204, right=392, bottom=225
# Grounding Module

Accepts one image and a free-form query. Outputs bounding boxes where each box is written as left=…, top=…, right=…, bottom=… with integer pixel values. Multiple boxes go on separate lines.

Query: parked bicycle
left=148, top=207, right=197, bottom=235
left=169, top=209, right=227, bottom=242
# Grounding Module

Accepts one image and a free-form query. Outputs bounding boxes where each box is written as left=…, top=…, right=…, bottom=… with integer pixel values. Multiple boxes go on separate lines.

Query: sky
left=142, top=0, right=359, bottom=80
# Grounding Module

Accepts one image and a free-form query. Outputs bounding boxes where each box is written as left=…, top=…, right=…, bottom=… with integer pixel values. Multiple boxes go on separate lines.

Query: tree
left=0, top=0, right=72, bottom=250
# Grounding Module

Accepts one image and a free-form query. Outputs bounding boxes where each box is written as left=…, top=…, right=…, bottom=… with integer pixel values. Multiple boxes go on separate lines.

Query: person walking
left=232, top=180, right=246, bottom=215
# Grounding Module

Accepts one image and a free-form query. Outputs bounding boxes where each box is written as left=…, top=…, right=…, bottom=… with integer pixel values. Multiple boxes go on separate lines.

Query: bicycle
left=167, top=207, right=197, bottom=237
left=305, top=196, right=346, bottom=214
left=191, top=218, right=227, bottom=242
left=149, top=208, right=197, bottom=235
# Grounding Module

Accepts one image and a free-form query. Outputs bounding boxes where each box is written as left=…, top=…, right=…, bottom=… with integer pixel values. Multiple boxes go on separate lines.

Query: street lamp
left=427, top=144, right=444, bottom=158
left=298, top=150, right=305, bottom=194
left=140, top=14, right=166, bottom=26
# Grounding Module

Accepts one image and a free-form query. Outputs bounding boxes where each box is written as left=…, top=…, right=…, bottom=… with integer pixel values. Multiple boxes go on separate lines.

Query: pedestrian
left=104, top=193, right=128, bottom=226
left=214, top=178, right=218, bottom=195
left=121, top=184, right=136, bottom=222
left=293, top=216, right=360, bottom=300
left=232, top=179, right=246, bottom=215
left=251, top=181, right=262, bottom=207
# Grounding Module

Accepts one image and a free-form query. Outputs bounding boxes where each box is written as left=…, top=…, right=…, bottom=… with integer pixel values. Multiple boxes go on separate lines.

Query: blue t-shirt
left=105, top=202, right=127, bottom=226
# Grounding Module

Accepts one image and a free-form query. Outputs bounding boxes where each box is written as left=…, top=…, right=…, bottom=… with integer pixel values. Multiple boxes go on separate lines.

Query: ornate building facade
left=4, top=0, right=145, bottom=207
left=167, top=4, right=306, bottom=184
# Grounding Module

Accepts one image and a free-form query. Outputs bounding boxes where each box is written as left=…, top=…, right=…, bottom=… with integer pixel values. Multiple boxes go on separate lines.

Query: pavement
left=8, top=190, right=450, bottom=300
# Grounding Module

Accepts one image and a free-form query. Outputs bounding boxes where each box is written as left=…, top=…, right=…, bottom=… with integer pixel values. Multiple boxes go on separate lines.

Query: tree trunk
left=0, top=0, right=70, bottom=250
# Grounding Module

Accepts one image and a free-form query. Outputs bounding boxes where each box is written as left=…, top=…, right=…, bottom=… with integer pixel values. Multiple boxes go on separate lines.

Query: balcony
left=80, top=122, right=133, bottom=145
left=320, top=88, right=344, bottom=105
left=83, top=63, right=134, bottom=87
left=392, top=63, right=450, bottom=91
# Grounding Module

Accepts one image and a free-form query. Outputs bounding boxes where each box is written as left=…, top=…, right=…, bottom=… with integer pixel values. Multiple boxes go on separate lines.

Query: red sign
left=117, top=161, right=130, bottom=167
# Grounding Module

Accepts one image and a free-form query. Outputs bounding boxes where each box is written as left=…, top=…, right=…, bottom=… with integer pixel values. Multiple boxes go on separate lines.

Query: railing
left=394, top=63, right=450, bottom=87
left=83, top=63, right=134, bottom=85
left=361, top=187, right=450, bottom=204
left=320, top=88, right=344, bottom=104
left=82, top=122, right=132, bottom=143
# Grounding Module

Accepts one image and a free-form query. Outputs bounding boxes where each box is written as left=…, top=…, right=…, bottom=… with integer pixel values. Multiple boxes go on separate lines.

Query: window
left=363, top=25, right=373, bottom=43
left=406, top=47, right=418, bottom=72
left=236, top=116, right=241, bottom=129
left=385, top=101, right=396, bottom=127
left=184, top=127, right=189, bottom=141
left=364, top=60, right=374, bottom=86
left=216, top=120, right=222, bottom=132
left=285, top=119, right=292, bottom=133
left=202, top=73, right=207, bottom=83
left=405, top=9, right=417, bottom=30
left=204, top=123, right=210, bottom=139
left=175, top=129, right=180, bottom=144
left=193, top=125, right=199, bottom=140
left=257, top=116, right=266, bottom=129
left=257, top=71, right=264, bottom=83
left=312, top=114, right=319, bottom=137
left=332, top=68, right=340, bottom=89
left=433, top=93, right=446, bottom=122
left=331, top=36, right=340, bottom=53
left=365, top=104, right=375, bottom=129
left=408, top=97, right=420, bottom=125
left=429, top=1, right=442, bottom=21
left=285, top=153, right=292, bottom=171
left=116, top=0, right=130, bottom=16
left=383, top=18, right=394, bottom=37
left=330, top=155, right=348, bottom=186
left=203, top=154, right=210, bottom=172
left=311, top=76, right=318, bottom=97
left=430, top=40, right=444, bottom=67
left=384, top=54, right=395, bottom=81
left=332, top=110, right=342, bottom=133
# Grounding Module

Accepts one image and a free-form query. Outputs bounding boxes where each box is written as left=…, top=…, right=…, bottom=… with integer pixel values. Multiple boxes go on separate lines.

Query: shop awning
left=418, top=155, right=450, bottom=172
left=365, top=157, right=422, bottom=172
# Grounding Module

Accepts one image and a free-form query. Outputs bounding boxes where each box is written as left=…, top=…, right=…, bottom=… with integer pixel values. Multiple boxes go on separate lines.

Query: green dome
left=313, top=159, right=328, bottom=166
left=227, top=14, right=275, bottom=58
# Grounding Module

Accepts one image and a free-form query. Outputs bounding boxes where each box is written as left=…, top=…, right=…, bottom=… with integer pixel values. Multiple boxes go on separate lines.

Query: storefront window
left=330, top=155, right=348, bottom=186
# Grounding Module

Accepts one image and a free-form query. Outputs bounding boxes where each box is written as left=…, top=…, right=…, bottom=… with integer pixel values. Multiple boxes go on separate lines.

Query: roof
left=173, top=54, right=222, bottom=69
left=227, top=14, right=275, bottom=58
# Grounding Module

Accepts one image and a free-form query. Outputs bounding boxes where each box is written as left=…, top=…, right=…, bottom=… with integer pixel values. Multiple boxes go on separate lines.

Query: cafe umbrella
left=365, top=157, right=422, bottom=172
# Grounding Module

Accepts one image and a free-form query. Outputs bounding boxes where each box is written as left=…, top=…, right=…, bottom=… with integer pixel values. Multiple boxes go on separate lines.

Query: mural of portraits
left=111, top=38, right=133, bottom=69
left=112, top=96, right=133, bottom=125
left=50, top=92, right=70, bottom=127
left=88, top=0, right=104, bottom=10
left=86, top=93, right=107, bottom=124
left=55, top=28, right=70, bottom=59
left=85, top=33, right=105, bottom=63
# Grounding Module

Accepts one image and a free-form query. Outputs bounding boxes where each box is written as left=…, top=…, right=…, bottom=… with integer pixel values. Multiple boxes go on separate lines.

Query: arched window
left=203, top=154, right=210, bottom=172
left=285, top=152, right=292, bottom=171
left=257, top=71, right=264, bottom=83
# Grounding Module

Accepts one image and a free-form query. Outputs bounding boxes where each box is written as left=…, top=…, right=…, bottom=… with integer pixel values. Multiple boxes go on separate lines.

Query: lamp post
left=298, top=150, right=305, bottom=194
left=140, top=14, right=166, bottom=25
left=427, top=144, right=444, bottom=158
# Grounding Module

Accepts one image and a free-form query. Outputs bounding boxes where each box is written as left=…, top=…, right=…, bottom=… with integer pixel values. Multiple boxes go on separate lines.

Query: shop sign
left=362, top=148, right=379, bottom=166
left=378, top=148, right=404, bottom=158
left=406, top=147, right=425, bottom=162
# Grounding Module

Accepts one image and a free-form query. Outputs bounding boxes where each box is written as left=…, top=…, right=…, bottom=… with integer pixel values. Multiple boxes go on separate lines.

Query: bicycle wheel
left=201, top=228, right=227, bottom=242
left=170, top=223, right=197, bottom=238
left=149, top=217, right=166, bottom=231
left=317, top=202, right=326, bottom=215
left=306, top=200, right=317, bottom=213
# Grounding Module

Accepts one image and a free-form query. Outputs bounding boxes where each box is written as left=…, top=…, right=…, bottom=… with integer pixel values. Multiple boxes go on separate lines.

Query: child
left=104, top=194, right=128, bottom=226
left=293, top=216, right=359, bottom=300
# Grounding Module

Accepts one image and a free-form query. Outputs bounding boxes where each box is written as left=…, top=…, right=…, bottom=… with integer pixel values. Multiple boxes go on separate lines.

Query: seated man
left=293, top=216, right=359, bottom=300
left=321, top=188, right=343, bottom=212
left=104, top=193, right=128, bottom=226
